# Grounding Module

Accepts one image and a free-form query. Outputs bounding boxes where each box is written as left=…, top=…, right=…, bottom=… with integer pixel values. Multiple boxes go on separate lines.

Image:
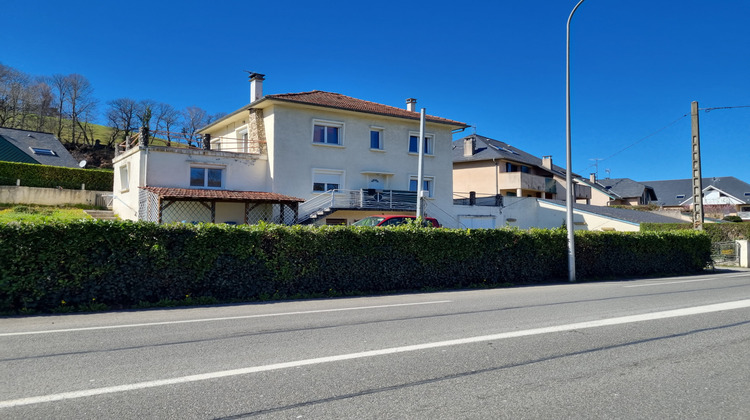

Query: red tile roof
left=141, top=187, right=304, bottom=203
left=264, top=91, right=467, bottom=127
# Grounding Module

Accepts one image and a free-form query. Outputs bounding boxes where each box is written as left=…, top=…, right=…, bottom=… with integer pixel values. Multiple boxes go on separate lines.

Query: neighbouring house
left=646, top=176, right=750, bottom=220
left=112, top=74, right=468, bottom=225
left=452, top=134, right=591, bottom=203
left=577, top=176, right=658, bottom=206
left=0, top=127, right=80, bottom=169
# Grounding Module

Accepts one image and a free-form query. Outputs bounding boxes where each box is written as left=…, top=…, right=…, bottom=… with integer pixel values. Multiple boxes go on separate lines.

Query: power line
left=700, top=105, right=750, bottom=112
left=585, top=113, right=689, bottom=170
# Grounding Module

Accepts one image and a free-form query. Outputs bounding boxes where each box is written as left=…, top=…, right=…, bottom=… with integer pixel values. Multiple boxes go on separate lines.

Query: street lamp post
left=566, top=0, right=586, bottom=282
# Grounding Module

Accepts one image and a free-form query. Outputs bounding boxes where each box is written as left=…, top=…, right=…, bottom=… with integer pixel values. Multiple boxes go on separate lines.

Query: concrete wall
left=497, top=197, right=640, bottom=232
left=0, top=185, right=110, bottom=206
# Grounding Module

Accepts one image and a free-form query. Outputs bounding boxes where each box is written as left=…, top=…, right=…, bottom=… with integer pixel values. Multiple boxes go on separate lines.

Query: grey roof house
left=453, top=134, right=592, bottom=203
left=577, top=176, right=657, bottom=206
left=0, top=127, right=80, bottom=168
left=646, top=176, right=750, bottom=220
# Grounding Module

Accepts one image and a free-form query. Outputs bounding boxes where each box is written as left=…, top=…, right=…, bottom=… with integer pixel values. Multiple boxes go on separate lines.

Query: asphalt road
left=2, top=270, right=750, bottom=419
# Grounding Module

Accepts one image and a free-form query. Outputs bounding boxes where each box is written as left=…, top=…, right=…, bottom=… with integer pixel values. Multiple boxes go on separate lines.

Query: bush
left=0, top=161, right=113, bottom=191
left=642, top=222, right=750, bottom=243
left=0, top=222, right=712, bottom=314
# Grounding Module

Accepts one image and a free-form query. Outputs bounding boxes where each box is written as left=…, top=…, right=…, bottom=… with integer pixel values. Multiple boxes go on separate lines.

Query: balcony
left=497, top=172, right=557, bottom=194
left=299, top=189, right=418, bottom=224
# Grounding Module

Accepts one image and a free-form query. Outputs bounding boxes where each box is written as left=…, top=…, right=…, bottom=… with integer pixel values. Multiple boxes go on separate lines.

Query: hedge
left=0, top=161, right=113, bottom=191
left=0, top=221, right=712, bottom=314
left=641, top=222, right=750, bottom=243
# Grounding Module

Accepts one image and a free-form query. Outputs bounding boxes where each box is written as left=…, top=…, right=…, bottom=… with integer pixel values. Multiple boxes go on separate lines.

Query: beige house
left=452, top=134, right=591, bottom=203
left=112, top=74, right=467, bottom=225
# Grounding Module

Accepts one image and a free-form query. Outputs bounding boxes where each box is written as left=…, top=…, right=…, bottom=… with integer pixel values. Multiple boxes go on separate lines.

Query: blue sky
left=4, top=0, right=749, bottom=183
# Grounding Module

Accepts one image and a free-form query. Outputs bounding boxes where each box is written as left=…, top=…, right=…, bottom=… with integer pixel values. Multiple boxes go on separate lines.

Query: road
left=2, top=270, right=750, bottom=419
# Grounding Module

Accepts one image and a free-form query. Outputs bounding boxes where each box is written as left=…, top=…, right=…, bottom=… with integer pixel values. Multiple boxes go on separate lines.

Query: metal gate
left=711, top=241, right=740, bottom=266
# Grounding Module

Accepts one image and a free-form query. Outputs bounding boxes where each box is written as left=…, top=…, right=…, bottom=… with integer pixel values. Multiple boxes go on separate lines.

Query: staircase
left=84, top=209, right=118, bottom=221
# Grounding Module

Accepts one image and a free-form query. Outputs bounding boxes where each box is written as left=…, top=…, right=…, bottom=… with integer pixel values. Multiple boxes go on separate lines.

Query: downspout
left=492, top=158, right=499, bottom=196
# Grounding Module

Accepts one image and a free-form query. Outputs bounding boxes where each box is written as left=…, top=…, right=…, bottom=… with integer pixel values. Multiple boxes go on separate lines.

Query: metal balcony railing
left=298, top=189, right=418, bottom=224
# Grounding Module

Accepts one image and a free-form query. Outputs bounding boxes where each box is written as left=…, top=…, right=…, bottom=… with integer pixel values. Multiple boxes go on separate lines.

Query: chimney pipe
left=589, top=173, right=596, bottom=183
left=542, top=155, right=552, bottom=170
left=406, top=98, right=417, bottom=112
left=249, top=72, right=265, bottom=102
left=463, top=137, right=475, bottom=157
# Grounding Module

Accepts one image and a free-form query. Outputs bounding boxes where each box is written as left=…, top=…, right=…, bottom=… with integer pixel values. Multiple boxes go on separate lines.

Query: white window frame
left=190, top=165, right=225, bottom=189
left=236, top=127, right=249, bottom=153
left=408, top=132, right=434, bottom=155
left=312, top=168, right=345, bottom=192
left=409, top=175, right=435, bottom=198
left=312, top=119, right=345, bottom=146
left=370, top=126, right=384, bottom=151
left=118, top=163, right=130, bottom=193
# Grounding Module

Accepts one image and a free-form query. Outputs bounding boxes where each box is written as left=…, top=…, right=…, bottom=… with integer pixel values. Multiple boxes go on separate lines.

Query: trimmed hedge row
left=0, top=161, right=113, bottom=191
left=642, top=222, right=750, bottom=243
left=0, top=221, right=712, bottom=313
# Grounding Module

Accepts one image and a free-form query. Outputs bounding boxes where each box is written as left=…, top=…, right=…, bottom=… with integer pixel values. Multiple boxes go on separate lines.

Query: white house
left=112, top=74, right=468, bottom=225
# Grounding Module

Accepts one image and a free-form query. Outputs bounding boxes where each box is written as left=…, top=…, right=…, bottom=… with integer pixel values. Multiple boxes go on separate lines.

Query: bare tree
left=50, top=73, right=70, bottom=139
left=153, top=102, right=180, bottom=146
left=106, top=98, right=137, bottom=147
left=181, top=106, right=210, bottom=147
left=66, top=74, right=96, bottom=145
left=0, top=64, right=29, bottom=128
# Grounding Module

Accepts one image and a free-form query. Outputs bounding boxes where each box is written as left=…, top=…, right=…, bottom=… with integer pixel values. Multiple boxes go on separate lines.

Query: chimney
left=406, top=98, right=417, bottom=112
left=589, top=173, right=596, bottom=183
left=463, top=137, right=475, bottom=157
left=542, top=155, right=552, bottom=170
left=249, top=72, right=265, bottom=102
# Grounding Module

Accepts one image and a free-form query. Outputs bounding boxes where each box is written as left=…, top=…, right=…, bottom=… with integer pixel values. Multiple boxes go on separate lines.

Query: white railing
left=298, top=189, right=418, bottom=223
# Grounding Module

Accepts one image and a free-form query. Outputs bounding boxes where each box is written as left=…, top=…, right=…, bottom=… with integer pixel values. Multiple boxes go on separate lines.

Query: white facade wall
left=496, top=197, right=640, bottom=232
left=266, top=103, right=455, bottom=214
left=112, top=146, right=269, bottom=221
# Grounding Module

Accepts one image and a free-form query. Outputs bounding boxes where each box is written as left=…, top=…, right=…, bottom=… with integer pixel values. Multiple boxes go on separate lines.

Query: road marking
left=2, top=298, right=750, bottom=409
left=623, top=275, right=746, bottom=288
left=0, top=301, right=451, bottom=337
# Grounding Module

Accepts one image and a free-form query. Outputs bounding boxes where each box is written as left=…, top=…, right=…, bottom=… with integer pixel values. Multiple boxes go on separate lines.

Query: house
left=646, top=176, right=750, bottom=220
left=112, top=74, right=468, bottom=225
left=577, top=176, right=657, bottom=206
left=452, top=134, right=591, bottom=203
left=0, top=127, right=80, bottom=168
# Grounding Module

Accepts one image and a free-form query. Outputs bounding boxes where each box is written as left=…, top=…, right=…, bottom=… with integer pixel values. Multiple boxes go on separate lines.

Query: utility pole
left=691, top=101, right=704, bottom=230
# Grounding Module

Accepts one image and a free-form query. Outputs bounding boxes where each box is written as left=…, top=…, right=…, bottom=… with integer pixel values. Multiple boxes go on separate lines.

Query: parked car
left=352, top=215, right=440, bottom=227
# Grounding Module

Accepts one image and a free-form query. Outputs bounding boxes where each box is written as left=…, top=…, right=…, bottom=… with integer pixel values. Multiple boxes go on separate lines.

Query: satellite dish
left=78, top=160, right=87, bottom=168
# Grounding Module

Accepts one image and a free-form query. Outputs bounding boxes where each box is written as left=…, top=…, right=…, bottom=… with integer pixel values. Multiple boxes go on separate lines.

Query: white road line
left=2, top=298, right=750, bottom=409
left=624, top=275, right=745, bottom=287
left=0, top=301, right=451, bottom=337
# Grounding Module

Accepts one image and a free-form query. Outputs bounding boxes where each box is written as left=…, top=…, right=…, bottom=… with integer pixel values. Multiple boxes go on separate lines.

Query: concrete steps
left=84, top=209, right=118, bottom=221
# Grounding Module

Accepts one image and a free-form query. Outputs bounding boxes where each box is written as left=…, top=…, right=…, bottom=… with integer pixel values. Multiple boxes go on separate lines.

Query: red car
left=352, top=215, right=440, bottom=227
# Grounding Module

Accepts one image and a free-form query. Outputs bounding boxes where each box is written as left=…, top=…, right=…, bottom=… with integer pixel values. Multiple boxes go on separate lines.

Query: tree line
left=0, top=63, right=224, bottom=148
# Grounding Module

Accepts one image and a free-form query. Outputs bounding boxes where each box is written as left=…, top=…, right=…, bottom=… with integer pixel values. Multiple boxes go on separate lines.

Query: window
left=312, top=169, right=344, bottom=192
left=370, top=128, right=383, bottom=150
left=30, top=147, right=57, bottom=156
left=409, top=177, right=434, bottom=197
left=520, top=166, right=530, bottom=173
left=190, top=167, right=223, bottom=188
left=408, top=134, right=434, bottom=155
left=237, top=128, right=249, bottom=153
left=676, top=194, right=686, bottom=199
left=312, top=120, right=344, bottom=145
left=119, top=164, right=129, bottom=192
left=506, top=163, right=517, bottom=172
